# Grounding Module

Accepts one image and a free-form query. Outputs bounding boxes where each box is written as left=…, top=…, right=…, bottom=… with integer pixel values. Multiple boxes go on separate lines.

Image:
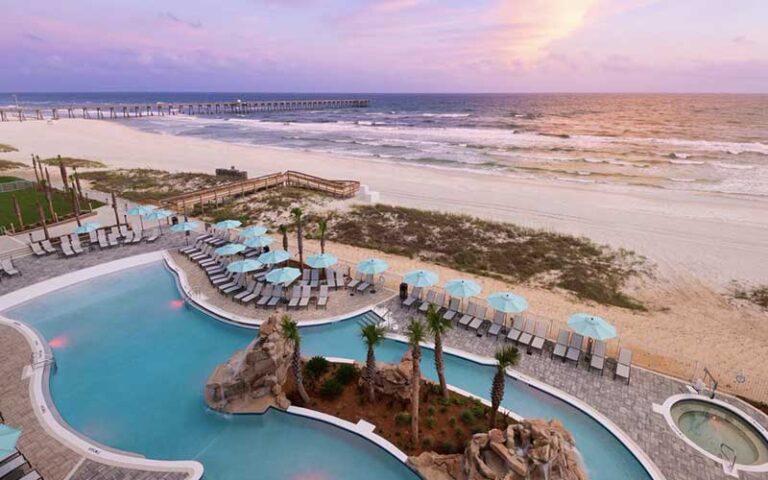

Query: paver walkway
left=383, top=298, right=768, bottom=480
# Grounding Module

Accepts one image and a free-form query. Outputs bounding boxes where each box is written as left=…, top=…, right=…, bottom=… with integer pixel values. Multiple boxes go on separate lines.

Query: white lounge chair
left=487, top=310, right=506, bottom=338
left=505, top=317, right=525, bottom=343
left=565, top=333, right=584, bottom=365
left=316, top=285, right=329, bottom=309
left=30, top=242, right=47, bottom=257
left=590, top=340, right=606, bottom=375
left=529, top=321, right=550, bottom=354
left=615, top=347, right=632, bottom=384
left=403, top=286, right=423, bottom=308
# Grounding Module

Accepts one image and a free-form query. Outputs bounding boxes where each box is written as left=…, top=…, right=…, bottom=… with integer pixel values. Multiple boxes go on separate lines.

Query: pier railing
left=159, top=171, right=360, bottom=211
left=0, top=98, right=370, bottom=122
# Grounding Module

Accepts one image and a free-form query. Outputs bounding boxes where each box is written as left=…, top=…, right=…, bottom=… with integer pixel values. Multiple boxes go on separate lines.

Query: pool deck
left=380, top=298, right=768, bottom=480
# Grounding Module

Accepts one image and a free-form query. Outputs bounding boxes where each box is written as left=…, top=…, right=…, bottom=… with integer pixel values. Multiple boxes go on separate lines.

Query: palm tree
left=406, top=318, right=426, bottom=445
left=425, top=304, right=451, bottom=399
left=291, top=208, right=304, bottom=270
left=489, top=345, right=520, bottom=428
left=279, top=224, right=289, bottom=251
left=317, top=217, right=328, bottom=254
left=360, top=323, right=386, bottom=402
left=281, top=315, right=310, bottom=405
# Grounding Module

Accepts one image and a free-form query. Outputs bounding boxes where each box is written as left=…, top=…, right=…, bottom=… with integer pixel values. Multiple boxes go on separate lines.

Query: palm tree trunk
left=411, top=346, right=421, bottom=445
left=490, top=370, right=504, bottom=429
left=366, top=347, right=376, bottom=402
left=297, top=221, right=304, bottom=270
left=293, top=348, right=309, bottom=404
left=434, top=333, right=448, bottom=399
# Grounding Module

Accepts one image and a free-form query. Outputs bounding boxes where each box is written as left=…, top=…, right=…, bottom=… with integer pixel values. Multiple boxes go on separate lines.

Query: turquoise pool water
left=4, top=263, right=652, bottom=480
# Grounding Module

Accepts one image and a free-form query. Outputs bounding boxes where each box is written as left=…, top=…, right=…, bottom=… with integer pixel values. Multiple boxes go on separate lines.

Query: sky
left=0, top=0, right=766, bottom=93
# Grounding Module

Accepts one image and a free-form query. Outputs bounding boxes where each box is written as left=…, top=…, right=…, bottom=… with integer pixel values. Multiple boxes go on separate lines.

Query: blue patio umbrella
left=403, top=269, right=438, bottom=288
left=0, top=424, right=21, bottom=460
left=258, top=249, right=291, bottom=265
left=240, top=225, right=268, bottom=237
left=73, top=222, right=100, bottom=234
left=306, top=253, right=338, bottom=269
left=487, top=292, right=529, bottom=313
left=357, top=258, right=389, bottom=275
left=215, top=219, right=242, bottom=230
left=567, top=313, right=617, bottom=341
left=215, top=243, right=246, bottom=256
left=444, top=279, right=482, bottom=298
left=227, top=259, right=263, bottom=273
left=144, top=209, right=173, bottom=234
left=170, top=221, right=199, bottom=233
left=127, top=205, right=155, bottom=230
left=266, top=267, right=301, bottom=285
left=244, top=235, right=274, bottom=249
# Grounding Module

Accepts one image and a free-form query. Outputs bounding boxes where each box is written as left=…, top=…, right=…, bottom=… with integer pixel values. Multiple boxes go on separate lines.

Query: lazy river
left=3, top=263, right=652, bottom=480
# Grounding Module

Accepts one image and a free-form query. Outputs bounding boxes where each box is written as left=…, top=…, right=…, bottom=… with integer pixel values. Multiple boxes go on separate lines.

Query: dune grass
left=39, top=157, right=106, bottom=168
left=0, top=159, right=28, bottom=171
left=79, top=168, right=232, bottom=202
left=734, top=285, right=768, bottom=309
left=327, top=204, right=647, bottom=310
left=0, top=143, right=18, bottom=153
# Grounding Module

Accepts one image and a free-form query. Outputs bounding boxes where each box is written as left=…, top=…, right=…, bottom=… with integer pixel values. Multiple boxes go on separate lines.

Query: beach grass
left=0, top=159, right=28, bottom=170
left=0, top=182, right=104, bottom=231
left=79, top=168, right=231, bottom=202
left=734, top=285, right=768, bottom=309
left=39, top=157, right=106, bottom=168
left=0, top=143, right=18, bottom=153
left=327, top=204, right=647, bottom=310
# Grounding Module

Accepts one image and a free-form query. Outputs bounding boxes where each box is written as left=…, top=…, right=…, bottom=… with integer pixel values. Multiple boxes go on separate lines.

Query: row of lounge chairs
left=0, top=411, right=40, bottom=480
left=30, top=226, right=159, bottom=258
left=550, top=329, right=632, bottom=381
left=0, top=259, right=21, bottom=280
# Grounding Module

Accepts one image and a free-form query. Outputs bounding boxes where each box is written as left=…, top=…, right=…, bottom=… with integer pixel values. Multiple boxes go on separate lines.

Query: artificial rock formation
left=410, top=419, right=588, bottom=480
left=363, top=350, right=428, bottom=403
left=204, top=316, right=293, bottom=412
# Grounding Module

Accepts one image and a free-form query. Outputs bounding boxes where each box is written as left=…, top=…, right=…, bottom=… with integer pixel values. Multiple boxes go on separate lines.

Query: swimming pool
left=4, top=263, right=653, bottom=480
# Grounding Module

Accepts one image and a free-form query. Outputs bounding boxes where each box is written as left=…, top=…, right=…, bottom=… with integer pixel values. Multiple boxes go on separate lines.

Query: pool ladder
left=720, top=442, right=737, bottom=473
left=31, top=353, right=57, bottom=374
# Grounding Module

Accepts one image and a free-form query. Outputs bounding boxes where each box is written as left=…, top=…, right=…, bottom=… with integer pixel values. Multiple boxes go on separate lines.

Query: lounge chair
left=458, top=303, right=477, bottom=328
left=88, top=230, right=98, bottom=246
left=19, top=470, right=42, bottom=480
left=129, top=229, right=143, bottom=244
left=615, top=347, right=633, bottom=384
left=234, top=281, right=259, bottom=302
left=70, top=235, right=85, bottom=254
left=403, top=286, right=423, bottom=308
left=347, top=272, right=363, bottom=290
left=356, top=274, right=373, bottom=293
left=287, top=286, right=302, bottom=309
left=529, top=321, right=549, bottom=354
left=256, top=284, right=274, bottom=307
left=107, top=231, right=120, bottom=247
left=517, top=319, right=536, bottom=347
left=565, top=333, right=584, bottom=365
left=417, top=290, right=436, bottom=312
left=468, top=307, right=488, bottom=332
left=218, top=273, right=243, bottom=292
left=487, top=310, right=506, bottom=338
left=443, top=298, right=461, bottom=321
left=240, top=283, right=264, bottom=304
left=211, top=272, right=234, bottom=286
left=267, top=286, right=284, bottom=308
left=30, top=242, right=47, bottom=257
left=590, top=340, right=606, bottom=375
left=505, top=317, right=525, bottom=343
left=325, top=268, right=337, bottom=289
left=316, top=285, right=329, bottom=308
left=551, top=329, right=570, bottom=361
left=60, top=239, right=76, bottom=257
left=146, top=232, right=160, bottom=243
left=309, top=269, right=320, bottom=288
left=0, top=454, right=26, bottom=479
left=119, top=226, right=130, bottom=238
left=1, top=259, right=20, bottom=277
left=299, top=286, right=312, bottom=308
left=221, top=275, right=247, bottom=295
left=299, top=269, right=311, bottom=285
left=41, top=240, right=57, bottom=254
left=97, top=231, right=110, bottom=249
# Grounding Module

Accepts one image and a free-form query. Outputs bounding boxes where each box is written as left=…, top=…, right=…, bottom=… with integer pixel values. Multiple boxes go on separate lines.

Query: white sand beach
left=2, top=118, right=768, bottom=388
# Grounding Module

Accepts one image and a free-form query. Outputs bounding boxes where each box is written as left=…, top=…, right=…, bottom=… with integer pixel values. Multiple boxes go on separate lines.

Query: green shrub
left=319, top=378, right=344, bottom=399
left=454, top=427, right=464, bottom=437
left=471, top=403, right=486, bottom=418
left=427, top=406, right=436, bottom=416
left=304, top=356, right=330, bottom=381
left=437, top=441, right=456, bottom=455
left=439, top=397, right=451, bottom=406
left=426, top=416, right=437, bottom=429
left=395, top=411, right=411, bottom=426
left=333, top=363, right=359, bottom=385
left=470, top=424, right=485, bottom=434
left=448, top=417, right=456, bottom=427
left=460, top=409, right=474, bottom=425
left=421, top=436, right=433, bottom=448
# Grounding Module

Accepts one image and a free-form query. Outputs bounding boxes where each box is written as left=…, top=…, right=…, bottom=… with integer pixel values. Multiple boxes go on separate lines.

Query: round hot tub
left=669, top=398, right=768, bottom=467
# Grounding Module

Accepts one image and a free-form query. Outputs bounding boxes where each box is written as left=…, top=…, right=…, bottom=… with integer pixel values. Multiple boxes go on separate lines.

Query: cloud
left=158, top=11, right=203, bottom=29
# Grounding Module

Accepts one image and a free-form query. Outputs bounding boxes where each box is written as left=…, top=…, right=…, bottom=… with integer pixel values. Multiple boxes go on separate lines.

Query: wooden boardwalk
left=159, top=170, right=360, bottom=212
left=0, top=98, right=370, bottom=121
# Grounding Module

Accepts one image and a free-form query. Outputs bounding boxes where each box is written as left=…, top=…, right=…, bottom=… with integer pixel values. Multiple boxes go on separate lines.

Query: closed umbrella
left=244, top=235, right=274, bottom=249
left=403, top=269, right=438, bottom=288
left=227, top=259, right=263, bottom=273
left=215, top=243, right=246, bottom=256
left=567, top=313, right=617, bottom=341
left=0, top=424, right=21, bottom=461
left=357, top=258, right=389, bottom=275
left=258, top=249, right=290, bottom=265
left=240, top=225, right=268, bottom=237
left=306, top=253, right=338, bottom=269
left=444, top=279, right=481, bottom=298
left=266, top=267, right=301, bottom=285
left=73, top=222, right=100, bottom=234
left=487, top=292, right=528, bottom=313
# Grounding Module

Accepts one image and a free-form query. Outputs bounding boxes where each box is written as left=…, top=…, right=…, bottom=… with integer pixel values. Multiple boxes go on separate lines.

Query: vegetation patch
left=79, top=168, right=231, bottom=202
left=0, top=143, right=18, bottom=153
left=733, top=284, right=768, bottom=309
left=327, top=204, right=648, bottom=309
left=0, top=184, right=104, bottom=231
left=39, top=157, right=106, bottom=168
left=0, top=159, right=27, bottom=171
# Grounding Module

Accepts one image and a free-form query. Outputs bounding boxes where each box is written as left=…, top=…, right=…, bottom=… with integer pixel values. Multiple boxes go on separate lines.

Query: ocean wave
left=668, top=159, right=705, bottom=165
left=668, top=177, right=698, bottom=183
left=421, top=113, right=471, bottom=118
left=713, top=162, right=755, bottom=170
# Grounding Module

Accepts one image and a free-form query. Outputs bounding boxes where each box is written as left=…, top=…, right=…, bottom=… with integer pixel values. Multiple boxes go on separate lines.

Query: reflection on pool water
left=4, top=263, right=652, bottom=480
left=671, top=400, right=768, bottom=466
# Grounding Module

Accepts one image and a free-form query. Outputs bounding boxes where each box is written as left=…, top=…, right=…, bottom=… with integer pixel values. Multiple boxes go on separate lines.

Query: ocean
left=3, top=92, right=768, bottom=196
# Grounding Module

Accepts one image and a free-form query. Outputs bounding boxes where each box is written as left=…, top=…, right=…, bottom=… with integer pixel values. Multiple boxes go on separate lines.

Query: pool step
left=356, top=311, right=382, bottom=328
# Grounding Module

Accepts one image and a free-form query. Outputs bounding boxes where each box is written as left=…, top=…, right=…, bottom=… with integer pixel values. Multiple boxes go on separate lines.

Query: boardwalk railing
left=0, top=180, right=34, bottom=193
left=0, top=98, right=370, bottom=122
left=159, top=171, right=360, bottom=212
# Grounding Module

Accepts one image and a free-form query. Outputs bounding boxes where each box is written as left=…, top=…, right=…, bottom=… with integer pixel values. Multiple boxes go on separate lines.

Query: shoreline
left=2, top=118, right=768, bottom=288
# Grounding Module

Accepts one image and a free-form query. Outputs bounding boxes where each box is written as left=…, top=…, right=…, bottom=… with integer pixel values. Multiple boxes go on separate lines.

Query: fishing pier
left=0, top=98, right=370, bottom=121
